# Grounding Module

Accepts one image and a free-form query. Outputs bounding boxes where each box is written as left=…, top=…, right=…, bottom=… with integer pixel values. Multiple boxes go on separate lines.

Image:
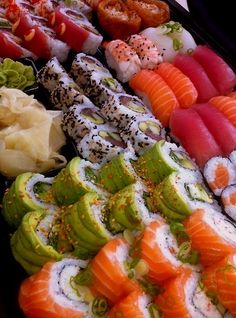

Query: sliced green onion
left=173, top=38, right=184, bottom=51
left=148, top=303, right=162, bottom=318
left=217, top=263, right=236, bottom=286
left=138, top=278, right=162, bottom=297
left=206, top=291, right=219, bottom=306
left=198, top=280, right=205, bottom=291
left=92, top=297, right=109, bottom=317
left=74, top=268, right=93, bottom=286
left=123, top=229, right=135, bottom=245
left=169, top=221, right=189, bottom=241
left=177, top=242, right=199, bottom=265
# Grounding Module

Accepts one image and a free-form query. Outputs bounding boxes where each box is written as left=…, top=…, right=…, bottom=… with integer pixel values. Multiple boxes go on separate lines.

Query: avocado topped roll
left=2, top=172, right=58, bottom=227
left=11, top=210, right=63, bottom=274
left=151, top=172, right=220, bottom=220
left=62, top=192, right=112, bottom=259
left=107, top=182, right=152, bottom=233
left=120, top=116, right=166, bottom=155
left=134, top=140, right=202, bottom=184
left=52, top=157, right=108, bottom=206
left=97, top=150, right=138, bottom=194
left=100, top=93, right=152, bottom=128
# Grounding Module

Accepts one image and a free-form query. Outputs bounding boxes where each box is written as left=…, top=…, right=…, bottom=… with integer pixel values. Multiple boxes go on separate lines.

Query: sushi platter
left=0, top=0, right=236, bottom=317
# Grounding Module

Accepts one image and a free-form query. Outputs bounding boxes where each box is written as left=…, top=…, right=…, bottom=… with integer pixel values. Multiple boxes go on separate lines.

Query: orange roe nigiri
left=155, top=62, right=198, bottom=108
left=129, top=69, right=179, bottom=127
left=209, top=96, right=236, bottom=128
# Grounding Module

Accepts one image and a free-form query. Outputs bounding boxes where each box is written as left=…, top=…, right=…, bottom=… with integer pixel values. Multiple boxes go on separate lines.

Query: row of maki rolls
left=37, top=53, right=167, bottom=165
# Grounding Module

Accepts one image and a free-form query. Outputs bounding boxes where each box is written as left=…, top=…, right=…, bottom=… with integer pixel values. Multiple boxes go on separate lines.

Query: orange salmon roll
left=209, top=96, right=236, bottom=128
left=155, top=62, right=198, bottom=108
left=184, top=209, right=236, bottom=267
left=129, top=70, right=179, bottom=127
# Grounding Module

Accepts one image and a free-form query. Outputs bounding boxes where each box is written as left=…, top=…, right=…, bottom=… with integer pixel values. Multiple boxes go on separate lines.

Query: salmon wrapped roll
left=127, top=0, right=170, bottom=29
left=97, top=0, right=141, bottom=40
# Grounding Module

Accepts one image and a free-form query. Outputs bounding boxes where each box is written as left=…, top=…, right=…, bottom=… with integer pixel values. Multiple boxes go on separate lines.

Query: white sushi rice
left=48, top=37, right=70, bottom=63
left=229, top=150, right=236, bottom=167
left=82, top=28, right=103, bottom=55
left=221, top=185, right=236, bottom=221
left=91, top=201, right=112, bottom=238
left=137, top=294, right=152, bottom=318
left=134, top=181, right=152, bottom=225
left=204, top=157, right=236, bottom=196
left=36, top=213, right=55, bottom=245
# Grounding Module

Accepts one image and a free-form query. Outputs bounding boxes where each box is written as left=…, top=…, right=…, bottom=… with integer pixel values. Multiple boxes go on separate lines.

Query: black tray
left=0, top=1, right=235, bottom=317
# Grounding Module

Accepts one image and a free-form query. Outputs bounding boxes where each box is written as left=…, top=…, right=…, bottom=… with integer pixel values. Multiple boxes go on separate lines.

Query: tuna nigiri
left=174, top=54, right=219, bottom=102
left=155, top=62, right=198, bottom=108
left=129, top=69, right=179, bottom=127
left=209, top=96, right=236, bottom=128
left=184, top=208, right=236, bottom=266
left=170, top=108, right=223, bottom=167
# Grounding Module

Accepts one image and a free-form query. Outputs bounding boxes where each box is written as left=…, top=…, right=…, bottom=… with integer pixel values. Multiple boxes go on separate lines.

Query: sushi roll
left=37, top=57, right=71, bottom=91
left=59, top=0, right=93, bottom=20
left=107, top=181, right=151, bottom=233
left=203, top=157, right=236, bottom=196
left=229, top=150, right=236, bottom=167
left=105, top=39, right=141, bottom=83
left=75, top=237, right=139, bottom=304
left=133, top=219, right=184, bottom=284
left=151, top=172, right=220, bottom=220
left=120, top=116, right=166, bottom=155
left=97, top=151, right=138, bottom=194
left=134, top=140, right=202, bottom=184
left=155, top=268, right=230, bottom=318
left=19, top=258, right=100, bottom=318
left=184, top=208, right=236, bottom=266
left=202, top=253, right=236, bottom=316
left=78, top=126, right=127, bottom=165
left=221, top=185, right=236, bottom=221
left=62, top=192, right=112, bottom=258
left=2, top=172, right=57, bottom=227
left=62, top=104, right=106, bottom=141
left=100, top=93, right=152, bottom=129
left=52, top=157, right=108, bottom=206
left=108, top=290, right=155, bottom=318
left=11, top=210, right=63, bottom=274
left=127, top=34, right=163, bottom=70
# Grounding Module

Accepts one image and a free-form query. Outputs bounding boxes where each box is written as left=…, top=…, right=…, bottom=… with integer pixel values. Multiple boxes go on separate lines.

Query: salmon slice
left=184, top=209, right=236, bottom=266
left=210, top=96, right=236, bottom=128
left=129, top=69, right=179, bottom=127
left=155, top=62, right=198, bottom=108
left=208, top=164, right=230, bottom=192
left=89, top=238, right=139, bottom=304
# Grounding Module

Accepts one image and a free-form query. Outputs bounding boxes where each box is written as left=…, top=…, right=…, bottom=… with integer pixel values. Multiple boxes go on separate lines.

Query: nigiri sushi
left=184, top=208, right=236, bottom=266
left=221, top=185, right=236, bottom=221
left=209, top=96, right=236, bottom=128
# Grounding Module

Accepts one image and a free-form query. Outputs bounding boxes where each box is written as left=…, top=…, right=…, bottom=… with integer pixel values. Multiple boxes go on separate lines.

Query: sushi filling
left=98, top=131, right=126, bottom=148
left=169, top=150, right=197, bottom=171
left=35, top=213, right=56, bottom=245
left=101, top=77, right=121, bottom=93
left=184, top=183, right=213, bottom=204
left=91, top=201, right=111, bottom=237
left=222, top=185, right=236, bottom=221
left=134, top=182, right=151, bottom=225
left=119, top=95, right=147, bottom=113
left=80, top=108, right=105, bottom=125
left=139, top=121, right=162, bottom=141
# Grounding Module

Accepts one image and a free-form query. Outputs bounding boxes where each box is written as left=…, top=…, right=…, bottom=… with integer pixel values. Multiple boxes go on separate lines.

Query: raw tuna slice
left=170, top=108, right=223, bottom=167
left=193, top=103, right=236, bottom=156
left=174, top=54, right=219, bottom=103
left=193, top=45, right=236, bottom=95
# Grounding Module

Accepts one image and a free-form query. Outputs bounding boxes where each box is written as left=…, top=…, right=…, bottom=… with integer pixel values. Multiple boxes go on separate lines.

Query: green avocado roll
left=97, top=151, right=138, bottom=193
left=52, top=157, right=108, bottom=206
left=2, top=172, right=58, bottom=227
left=62, top=193, right=112, bottom=259
left=107, top=182, right=151, bottom=232
left=151, top=172, right=220, bottom=220
left=10, top=210, right=63, bottom=274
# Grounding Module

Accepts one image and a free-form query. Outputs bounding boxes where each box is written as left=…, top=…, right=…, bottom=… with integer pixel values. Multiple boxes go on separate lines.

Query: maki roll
left=19, top=258, right=99, bottom=318
left=185, top=208, right=236, bottom=266
left=97, top=151, right=138, bottom=194
left=105, top=39, right=141, bottom=83
left=204, top=157, right=236, bottom=196
left=134, top=140, right=202, bottom=184
left=221, top=185, right=236, bottom=221
left=78, top=126, right=127, bottom=164
left=62, top=104, right=107, bottom=141
left=155, top=268, right=230, bottom=318
left=2, top=172, right=57, bottom=227
left=151, top=172, right=219, bottom=220
left=11, top=210, right=62, bottom=274
left=229, top=150, right=236, bottom=167
left=100, top=93, right=152, bottom=129
left=107, top=181, right=151, bottom=232
left=62, top=192, right=112, bottom=258
left=52, top=157, right=107, bottom=206
left=75, top=238, right=139, bottom=304
left=120, top=116, right=166, bottom=155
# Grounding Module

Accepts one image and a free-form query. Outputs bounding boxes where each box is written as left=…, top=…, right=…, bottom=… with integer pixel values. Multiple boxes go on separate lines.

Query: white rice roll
left=100, top=93, right=153, bottom=128
left=221, top=185, right=236, bottom=221
left=78, top=126, right=127, bottom=164
left=47, top=36, right=70, bottom=63
left=105, top=39, right=141, bottom=83
left=229, top=150, right=236, bottom=167
left=204, top=157, right=236, bottom=196
left=120, top=115, right=166, bottom=155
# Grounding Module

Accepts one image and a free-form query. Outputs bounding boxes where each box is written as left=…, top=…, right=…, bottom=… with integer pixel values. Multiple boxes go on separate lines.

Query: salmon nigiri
left=209, top=96, right=236, bottom=128
left=129, top=69, right=179, bottom=127
left=184, top=208, right=236, bottom=266
left=155, top=62, right=198, bottom=108
left=202, top=253, right=236, bottom=316
left=155, top=268, right=225, bottom=318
